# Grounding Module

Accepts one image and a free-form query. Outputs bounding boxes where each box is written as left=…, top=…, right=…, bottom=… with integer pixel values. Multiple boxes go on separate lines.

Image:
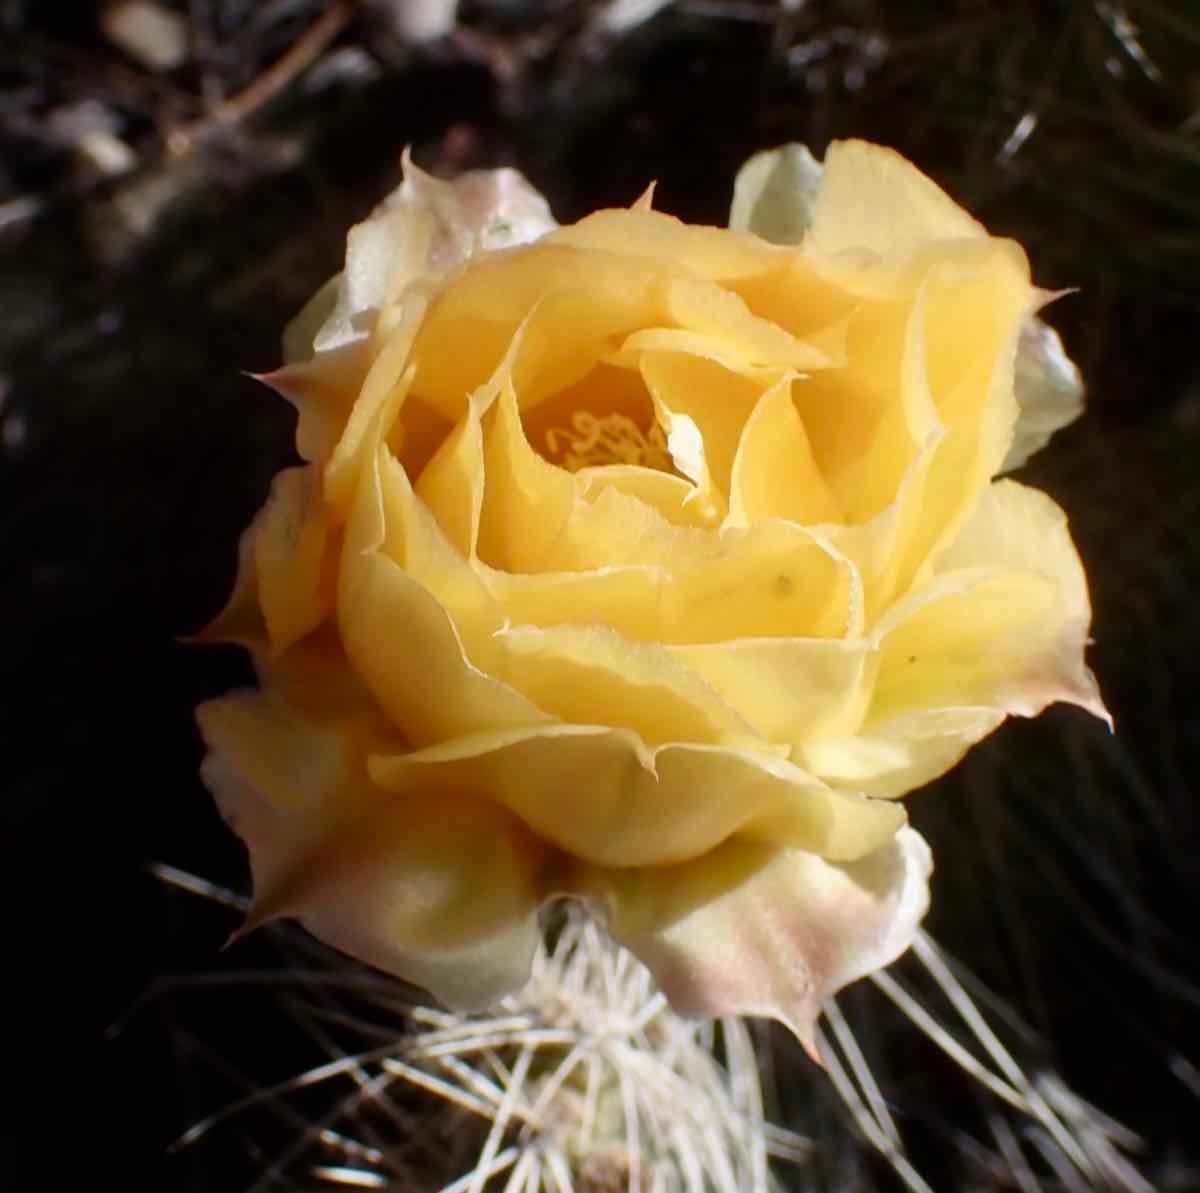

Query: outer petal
left=805, top=479, right=1106, bottom=797
left=809, top=140, right=985, bottom=259
left=1005, top=315, right=1086, bottom=470
left=369, top=725, right=904, bottom=867
left=294, top=157, right=557, bottom=359
left=586, top=827, right=932, bottom=1055
left=729, top=143, right=824, bottom=246
left=197, top=689, right=545, bottom=1009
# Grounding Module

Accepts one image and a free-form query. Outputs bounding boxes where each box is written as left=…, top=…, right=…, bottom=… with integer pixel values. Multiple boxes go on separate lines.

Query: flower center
left=524, top=363, right=675, bottom=475
left=543, top=410, right=673, bottom=472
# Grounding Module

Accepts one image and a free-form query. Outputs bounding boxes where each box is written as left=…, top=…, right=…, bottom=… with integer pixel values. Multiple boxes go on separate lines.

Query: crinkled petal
left=369, top=725, right=904, bottom=867
left=586, top=826, right=932, bottom=1054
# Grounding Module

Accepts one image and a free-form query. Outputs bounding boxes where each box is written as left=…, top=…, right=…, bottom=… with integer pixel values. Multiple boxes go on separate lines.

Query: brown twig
left=166, top=0, right=360, bottom=156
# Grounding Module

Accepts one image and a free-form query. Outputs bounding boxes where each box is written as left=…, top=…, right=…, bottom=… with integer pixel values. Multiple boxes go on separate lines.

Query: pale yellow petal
left=493, top=623, right=766, bottom=750
left=801, top=706, right=1004, bottom=799
left=369, top=725, right=904, bottom=866
left=808, top=480, right=1105, bottom=796
left=324, top=291, right=426, bottom=514
left=410, top=245, right=669, bottom=420
left=480, top=564, right=667, bottom=642
left=810, top=140, right=985, bottom=259
left=669, top=637, right=875, bottom=750
left=728, top=374, right=842, bottom=527
left=791, top=279, right=938, bottom=526
left=666, top=519, right=862, bottom=642
left=251, top=465, right=336, bottom=656
left=639, top=349, right=762, bottom=512
left=584, top=826, right=931, bottom=1052
left=340, top=427, right=549, bottom=745
left=413, top=397, right=485, bottom=557
left=197, top=689, right=543, bottom=1010
left=547, top=208, right=781, bottom=280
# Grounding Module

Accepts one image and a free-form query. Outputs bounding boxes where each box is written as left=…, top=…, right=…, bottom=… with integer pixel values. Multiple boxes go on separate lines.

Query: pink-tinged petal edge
left=599, top=827, right=932, bottom=1061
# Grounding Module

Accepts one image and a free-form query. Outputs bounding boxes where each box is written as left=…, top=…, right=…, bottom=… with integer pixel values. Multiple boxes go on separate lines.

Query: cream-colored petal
left=728, top=374, right=842, bottom=527
left=729, top=143, right=824, bottom=246
left=810, top=140, right=985, bottom=259
left=669, top=637, right=875, bottom=750
left=369, top=725, right=904, bottom=867
left=585, top=826, right=931, bottom=1054
left=301, top=157, right=556, bottom=358
left=575, top=466, right=719, bottom=530
left=493, top=622, right=766, bottom=750
left=198, top=689, right=543, bottom=1010
left=1005, top=314, right=1085, bottom=471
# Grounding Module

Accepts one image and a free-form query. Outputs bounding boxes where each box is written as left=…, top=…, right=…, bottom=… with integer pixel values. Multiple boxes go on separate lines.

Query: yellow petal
left=581, top=826, right=931, bottom=1053
left=666, top=520, right=862, bottom=643
left=340, top=426, right=549, bottom=745
left=410, top=245, right=669, bottom=420
left=251, top=466, right=336, bottom=656
left=493, top=622, right=766, bottom=749
left=810, top=140, right=985, bottom=259
left=369, top=725, right=904, bottom=867
left=639, top=349, right=762, bottom=513
left=547, top=208, right=781, bottom=281
left=669, top=636, right=875, bottom=750
left=728, top=373, right=842, bottom=526
left=808, top=479, right=1105, bottom=796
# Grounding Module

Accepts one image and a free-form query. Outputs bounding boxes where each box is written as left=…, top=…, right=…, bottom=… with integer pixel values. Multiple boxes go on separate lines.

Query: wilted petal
left=589, top=826, right=932, bottom=1054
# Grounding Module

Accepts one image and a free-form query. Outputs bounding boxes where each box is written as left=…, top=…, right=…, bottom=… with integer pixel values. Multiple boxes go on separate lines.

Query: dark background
left=2, top=1, right=1198, bottom=1189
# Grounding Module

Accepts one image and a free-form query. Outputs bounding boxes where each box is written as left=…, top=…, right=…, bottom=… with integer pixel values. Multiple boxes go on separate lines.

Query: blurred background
left=2, top=1, right=1198, bottom=1190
